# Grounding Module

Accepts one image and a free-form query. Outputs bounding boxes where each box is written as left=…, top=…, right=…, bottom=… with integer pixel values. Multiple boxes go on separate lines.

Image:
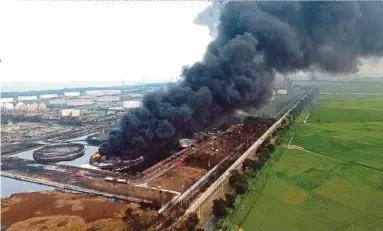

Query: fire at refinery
left=94, top=1, right=383, bottom=171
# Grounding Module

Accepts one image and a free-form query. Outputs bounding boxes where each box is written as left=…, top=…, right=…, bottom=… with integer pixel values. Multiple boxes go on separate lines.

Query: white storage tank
left=123, top=100, right=141, bottom=109
left=27, top=103, right=39, bottom=113
left=2, top=102, right=15, bottom=111
left=38, top=103, right=47, bottom=112
left=15, top=102, right=27, bottom=111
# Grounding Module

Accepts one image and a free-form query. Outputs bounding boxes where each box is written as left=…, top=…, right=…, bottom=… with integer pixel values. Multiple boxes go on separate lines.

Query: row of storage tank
left=2, top=99, right=142, bottom=113
left=1, top=102, right=47, bottom=112
left=1, top=90, right=142, bottom=103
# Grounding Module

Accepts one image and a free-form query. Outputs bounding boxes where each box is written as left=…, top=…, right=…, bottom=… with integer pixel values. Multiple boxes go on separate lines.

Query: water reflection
left=2, top=134, right=99, bottom=197
left=1, top=177, right=54, bottom=198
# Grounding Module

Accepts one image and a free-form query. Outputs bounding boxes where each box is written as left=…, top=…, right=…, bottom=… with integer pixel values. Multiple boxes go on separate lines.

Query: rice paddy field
left=228, top=83, right=383, bottom=231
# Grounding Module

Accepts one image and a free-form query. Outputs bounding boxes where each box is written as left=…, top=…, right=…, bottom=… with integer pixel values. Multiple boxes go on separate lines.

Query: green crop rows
left=228, top=83, right=383, bottom=231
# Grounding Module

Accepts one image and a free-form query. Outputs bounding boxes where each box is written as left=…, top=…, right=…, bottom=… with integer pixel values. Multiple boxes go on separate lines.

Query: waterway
left=1, top=134, right=99, bottom=198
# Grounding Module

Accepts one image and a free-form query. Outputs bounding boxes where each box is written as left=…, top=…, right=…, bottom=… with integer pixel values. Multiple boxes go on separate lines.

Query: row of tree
left=211, top=89, right=318, bottom=229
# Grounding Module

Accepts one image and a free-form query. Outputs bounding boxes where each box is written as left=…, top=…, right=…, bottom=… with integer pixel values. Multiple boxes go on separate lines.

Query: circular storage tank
left=3, top=102, right=14, bottom=111
left=15, top=102, right=27, bottom=111
left=33, top=143, right=85, bottom=163
left=67, top=99, right=94, bottom=106
left=85, top=134, right=109, bottom=146
left=27, top=103, right=39, bottom=113
left=38, top=103, right=47, bottom=112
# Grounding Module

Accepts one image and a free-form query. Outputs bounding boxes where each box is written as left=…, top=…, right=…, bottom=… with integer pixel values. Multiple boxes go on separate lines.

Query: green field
left=228, top=88, right=383, bottom=230
left=295, top=80, right=383, bottom=93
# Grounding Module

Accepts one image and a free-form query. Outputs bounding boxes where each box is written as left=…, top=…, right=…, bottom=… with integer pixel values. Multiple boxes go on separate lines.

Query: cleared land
left=1, top=191, right=158, bottom=231
left=229, top=89, right=383, bottom=230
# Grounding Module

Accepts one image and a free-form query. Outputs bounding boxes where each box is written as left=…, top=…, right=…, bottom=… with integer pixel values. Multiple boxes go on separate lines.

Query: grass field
left=295, top=80, right=383, bottom=93
left=228, top=87, right=383, bottom=231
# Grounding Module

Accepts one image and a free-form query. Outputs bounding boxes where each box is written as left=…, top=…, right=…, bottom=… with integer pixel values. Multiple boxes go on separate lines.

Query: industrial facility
left=1, top=81, right=316, bottom=230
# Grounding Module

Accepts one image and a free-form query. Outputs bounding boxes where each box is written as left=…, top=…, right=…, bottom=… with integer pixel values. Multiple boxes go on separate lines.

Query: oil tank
left=27, top=103, right=39, bottom=113
left=2, top=102, right=14, bottom=111
left=38, top=103, right=47, bottom=112
left=15, top=102, right=27, bottom=111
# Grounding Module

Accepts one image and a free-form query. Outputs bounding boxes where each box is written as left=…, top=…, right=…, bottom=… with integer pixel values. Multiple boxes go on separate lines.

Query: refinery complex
left=3, top=1, right=382, bottom=230
left=0, top=77, right=306, bottom=230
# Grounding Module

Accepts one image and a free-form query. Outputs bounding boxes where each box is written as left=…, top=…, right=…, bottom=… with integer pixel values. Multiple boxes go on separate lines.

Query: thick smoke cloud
left=194, top=1, right=225, bottom=38
left=100, top=2, right=383, bottom=157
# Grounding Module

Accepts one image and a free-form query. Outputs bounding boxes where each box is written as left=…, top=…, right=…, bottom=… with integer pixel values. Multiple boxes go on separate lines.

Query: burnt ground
left=146, top=120, right=273, bottom=194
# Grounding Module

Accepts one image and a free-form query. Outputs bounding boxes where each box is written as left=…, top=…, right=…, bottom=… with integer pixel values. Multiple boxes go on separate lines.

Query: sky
left=1, top=1, right=383, bottom=92
left=0, top=1, right=213, bottom=91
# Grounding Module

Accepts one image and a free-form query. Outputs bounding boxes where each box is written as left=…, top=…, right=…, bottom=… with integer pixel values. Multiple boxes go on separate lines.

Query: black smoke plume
left=100, top=2, right=383, bottom=157
left=194, top=1, right=225, bottom=38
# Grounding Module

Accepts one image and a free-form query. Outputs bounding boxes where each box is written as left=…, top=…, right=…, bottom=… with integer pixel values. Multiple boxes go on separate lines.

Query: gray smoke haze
left=100, top=2, right=383, bottom=157
left=194, top=1, right=225, bottom=38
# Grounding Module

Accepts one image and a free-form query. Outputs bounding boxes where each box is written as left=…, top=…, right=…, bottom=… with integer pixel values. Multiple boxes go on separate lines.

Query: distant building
left=64, top=92, right=81, bottom=97
left=18, top=95, right=37, bottom=101
left=40, top=94, right=58, bottom=99
left=123, top=100, right=141, bottom=109
left=85, top=90, right=104, bottom=96
left=103, top=90, right=121, bottom=95
left=61, top=109, right=81, bottom=117
left=1, top=97, right=14, bottom=103
left=107, top=106, right=125, bottom=114
left=67, top=99, right=94, bottom=106
left=49, top=99, right=66, bottom=106
left=95, top=96, right=120, bottom=102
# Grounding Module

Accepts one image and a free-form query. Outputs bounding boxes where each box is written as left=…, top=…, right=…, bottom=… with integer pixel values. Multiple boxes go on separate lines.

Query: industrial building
left=66, top=99, right=94, bottom=106
left=61, top=109, right=81, bottom=117
left=48, top=99, right=66, bottom=108
left=64, top=92, right=81, bottom=97
left=94, top=95, right=120, bottom=102
left=1, top=97, right=14, bottom=103
left=122, top=100, right=141, bottom=109
left=39, top=94, right=58, bottom=99
left=17, top=96, right=38, bottom=101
